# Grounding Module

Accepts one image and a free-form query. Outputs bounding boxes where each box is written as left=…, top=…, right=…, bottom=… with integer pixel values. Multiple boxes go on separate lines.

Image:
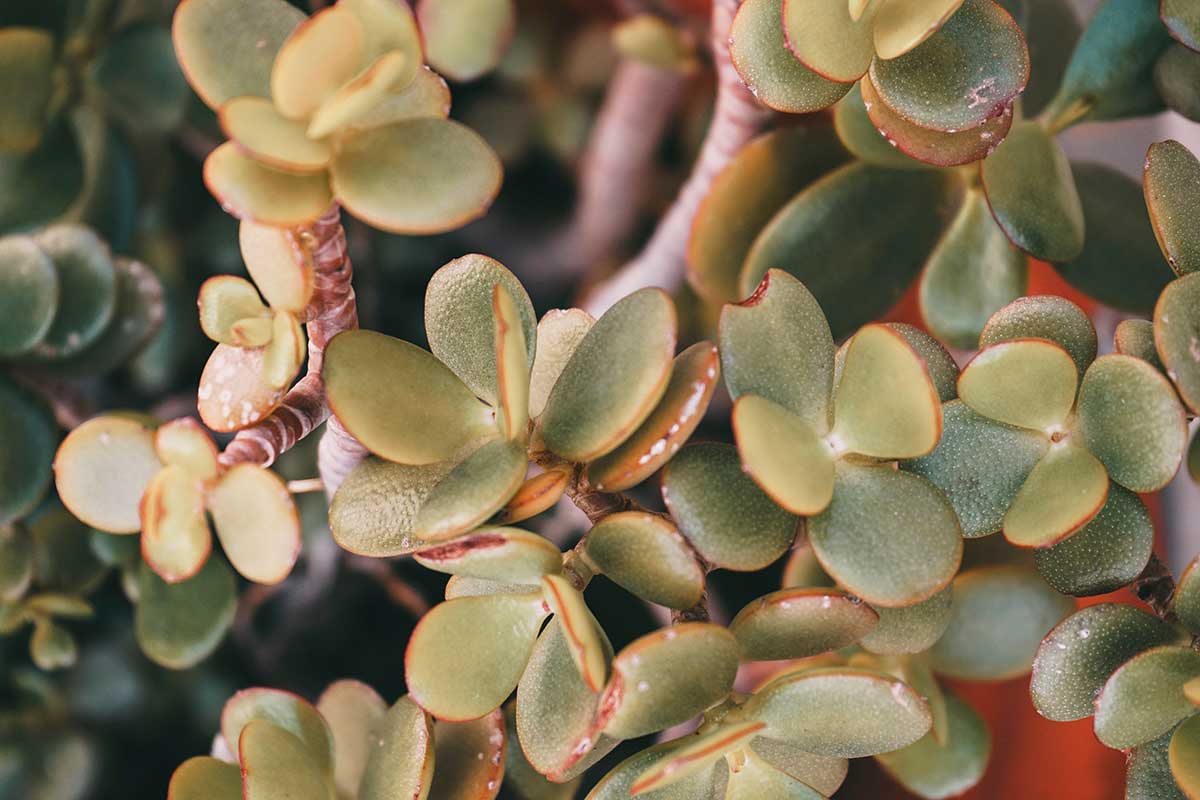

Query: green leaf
left=541, top=574, right=608, bottom=691
left=198, top=275, right=269, bottom=346
left=1145, top=140, right=1200, bottom=276
left=599, top=623, right=740, bottom=741
left=239, top=720, right=333, bottom=800
left=324, top=330, right=494, bottom=464
left=424, top=254, right=536, bottom=407
left=203, top=142, right=333, bottom=227
left=781, top=0, right=876, bottom=82
left=31, top=224, right=118, bottom=359
left=731, top=587, right=879, bottom=661
left=411, top=438, right=527, bottom=541
left=54, top=414, right=160, bottom=534
left=808, top=463, right=962, bottom=607
left=1155, top=43, right=1200, bottom=121
left=1034, top=485, right=1154, bottom=597
left=1162, top=0, right=1200, bottom=50
left=28, top=509, right=106, bottom=593
left=1174, top=558, right=1200, bottom=634
left=719, top=269, right=835, bottom=430
left=173, top=0, right=304, bottom=110
left=874, top=0, right=967, bottom=59
left=541, top=288, right=676, bottom=462
left=359, top=697, right=435, bottom=800
left=1005, top=442, right=1108, bottom=548
left=1127, top=727, right=1187, bottom=800
left=528, top=309, right=593, bottom=420
left=740, top=165, right=962, bottom=338
left=406, top=592, right=549, bottom=720
left=90, top=24, right=189, bottom=134
left=494, top=284, right=530, bottom=441
left=222, top=688, right=335, bottom=775
left=135, top=558, right=236, bottom=669
left=0, top=119, right=83, bottom=233
left=330, top=118, right=502, bottom=234
left=958, top=338, right=1077, bottom=431
left=1094, top=646, right=1200, bottom=749
left=868, top=0, right=1029, bottom=133
left=875, top=691, right=990, bottom=800
left=587, top=740, right=726, bottom=800
left=729, top=0, right=852, bottom=114
left=583, top=512, right=704, bottom=610
left=919, top=190, right=1027, bottom=349
left=0, top=28, right=54, bottom=153
left=632, top=722, right=766, bottom=796
left=930, top=566, right=1073, bottom=680
left=315, top=680, right=386, bottom=800
left=1154, top=272, right=1200, bottom=414
left=0, top=234, right=57, bottom=357
left=329, top=457, right=451, bottom=556
left=209, top=464, right=301, bottom=584
left=1030, top=603, right=1186, bottom=721
left=344, top=66, right=451, bottom=132
left=587, top=342, right=720, bottom=492
left=270, top=5, right=366, bottom=121
left=1077, top=355, right=1186, bottom=492
left=0, top=525, right=32, bottom=601
left=722, top=747, right=824, bottom=799
left=860, top=586, right=955, bottom=656
left=239, top=219, right=314, bottom=314
left=731, top=394, right=834, bottom=516
left=517, top=618, right=619, bottom=781
left=169, top=756, right=243, bottom=800
left=996, top=0, right=1082, bottom=116
left=497, top=469, right=569, bottom=525
left=307, top=51, right=417, bottom=140
left=428, top=711, right=506, bottom=800
left=418, top=0, right=515, bottom=81
left=1115, top=319, right=1166, bottom=372
left=139, top=464, right=212, bottom=584
left=832, top=83, right=924, bottom=169
left=1054, top=162, right=1176, bottom=314
left=832, top=323, right=941, bottom=459
left=661, top=443, right=797, bottom=572
left=740, top=667, right=931, bottom=758
left=0, top=376, right=56, bottom=526
left=197, top=344, right=287, bottom=432
left=749, top=737, right=847, bottom=796
left=1042, top=0, right=1170, bottom=122
left=218, top=97, right=333, bottom=173
left=979, top=295, right=1096, bottom=378
left=981, top=121, right=1084, bottom=262
left=1171, top=715, right=1200, bottom=797
left=31, top=617, right=76, bottom=670
left=415, top=527, right=561, bottom=583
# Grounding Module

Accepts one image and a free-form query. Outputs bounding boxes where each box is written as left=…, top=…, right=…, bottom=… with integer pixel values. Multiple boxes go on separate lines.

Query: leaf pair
left=55, top=415, right=301, bottom=586
left=177, top=0, right=501, bottom=233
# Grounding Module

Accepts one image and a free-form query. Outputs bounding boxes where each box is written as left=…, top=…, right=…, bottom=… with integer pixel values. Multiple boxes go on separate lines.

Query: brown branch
left=580, top=0, right=772, bottom=315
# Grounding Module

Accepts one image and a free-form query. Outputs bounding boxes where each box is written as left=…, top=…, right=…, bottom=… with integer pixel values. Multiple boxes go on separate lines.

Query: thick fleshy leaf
left=197, top=344, right=287, bottom=432
left=583, top=512, right=704, bottom=610
left=169, top=756, right=243, bottom=800
left=172, top=0, right=304, bottom=109
left=541, top=289, right=675, bottom=462
left=359, top=696, right=435, bottom=800
left=239, top=721, right=333, bottom=800
left=495, top=469, right=568, bottom=525
left=740, top=165, right=962, bottom=338
left=731, top=587, right=879, bottom=661
left=1155, top=272, right=1200, bottom=413
left=340, top=0, right=424, bottom=68
left=345, top=67, right=452, bottom=131
left=324, top=330, right=494, bottom=464
left=209, top=464, right=301, bottom=584
left=542, top=574, right=607, bottom=691
left=330, top=118, right=502, bottom=234
left=930, top=566, right=1073, bottom=680
left=517, top=618, right=619, bottom=781
left=198, top=275, right=269, bottom=346
left=861, top=586, right=954, bottom=656
left=875, top=691, right=990, bottom=800
left=1156, top=43, right=1200, bottom=121
left=54, top=414, right=161, bottom=534
left=741, top=667, right=931, bottom=757
left=425, top=254, right=536, bottom=407
left=1077, top=355, right=1186, bottom=492
left=135, top=558, right=236, bottom=669
left=1034, top=485, right=1153, bottom=597
left=731, top=394, right=834, bottom=516
left=723, top=748, right=825, bottom=799
left=222, top=688, right=334, bottom=773
left=27, top=510, right=105, bottom=594
left=1094, top=646, right=1200, bottom=749
left=0, top=235, right=57, bottom=357
left=0, top=28, right=54, bottom=153
left=832, top=323, right=941, bottom=459
left=832, top=322, right=959, bottom=404
left=0, top=377, right=56, bottom=525
left=406, top=592, right=549, bottom=720
left=598, top=623, right=740, bottom=741
left=632, top=722, right=766, bottom=796
left=219, top=97, right=332, bottom=173
left=411, top=439, right=526, bottom=541
left=329, top=457, right=451, bottom=556
left=316, top=680, right=386, bottom=800
left=140, top=466, right=211, bottom=583
left=415, top=527, right=561, bottom=583
left=0, top=119, right=83, bottom=233
left=1127, top=727, right=1187, bottom=800
left=1174, top=558, right=1200, bottom=634
left=1115, top=319, right=1165, bottom=372
left=832, top=83, right=923, bottom=169
left=1163, top=0, right=1200, bottom=50
left=919, top=190, right=1027, bottom=349
left=859, top=75, right=1013, bottom=168
left=1144, top=140, right=1200, bottom=276
left=1004, top=443, right=1108, bottom=548
left=661, top=443, right=797, bottom=571
left=958, top=339, right=1077, bottom=431
left=749, top=737, right=847, bottom=795
left=239, top=220, right=314, bottom=313
left=89, top=23, right=188, bottom=133
left=587, top=342, right=719, bottom=492
left=260, top=311, right=305, bottom=390
left=1031, top=603, right=1187, bottom=721
left=780, top=0, right=876, bottom=82
left=808, top=463, right=962, bottom=607
left=204, top=143, right=333, bottom=226
left=1171, top=715, right=1200, bottom=796
left=588, top=740, right=726, bottom=800
left=0, top=526, right=32, bottom=601
left=719, top=269, right=835, bottom=430
left=494, top=285, right=530, bottom=441
left=979, top=295, right=1097, bottom=378
left=152, top=420, right=217, bottom=484
left=307, top=51, right=416, bottom=139
left=428, top=711, right=506, bottom=800
left=270, top=5, right=364, bottom=121
left=418, top=0, right=515, bottom=81
left=1055, top=162, right=1175, bottom=314
left=874, top=0, right=966, bottom=59
left=32, top=225, right=118, bottom=360
left=729, top=0, right=852, bottom=113
left=868, top=0, right=1029, bottom=132
left=997, top=0, right=1082, bottom=115
left=528, top=309, right=594, bottom=420
left=981, top=121, right=1083, bottom=262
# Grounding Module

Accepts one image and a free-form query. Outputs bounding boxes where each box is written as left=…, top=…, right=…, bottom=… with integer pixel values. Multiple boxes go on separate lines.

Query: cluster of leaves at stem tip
left=1, top=0, right=1200, bottom=798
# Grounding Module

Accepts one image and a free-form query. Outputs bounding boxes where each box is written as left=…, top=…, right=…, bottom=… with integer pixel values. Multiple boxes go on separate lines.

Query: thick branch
left=581, top=0, right=771, bottom=315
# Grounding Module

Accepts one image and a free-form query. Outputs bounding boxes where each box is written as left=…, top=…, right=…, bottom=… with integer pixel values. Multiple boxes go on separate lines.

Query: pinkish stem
left=581, top=0, right=771, bottom=315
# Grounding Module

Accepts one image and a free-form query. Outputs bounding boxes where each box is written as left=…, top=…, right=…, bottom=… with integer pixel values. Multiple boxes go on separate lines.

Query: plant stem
left=580, top=0, right=771, bottom=315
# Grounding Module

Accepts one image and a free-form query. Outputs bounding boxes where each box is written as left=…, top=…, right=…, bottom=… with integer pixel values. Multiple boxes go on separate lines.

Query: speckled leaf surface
left=731, top=394, right=834, bottom=516
left=222, top=688, right=334, bottom=774
left=411, top=438, right=527, bottom=541
left=1115, top=319, right=1166, bottom=372
left=780, top=0, right=876, bottom=82
left=1174, top=558, right=1200, bottom=633
left=958, top=339, right=1077, bottom=431
left=135, top=558, right=235, bottom=669
left=359, top=696, right=435, bottom=800
left=1154, top=272, right=1200, bottom=414
left=1144, top=140, right=1200, bottom=275
left=427, top=711, right=505, bottom=800
left=979, top=295, right=1096, bottom=379
left=329, top=457, right=450, bottom=556
left=1094, top=645, right=1200, bottom=749
left=528, top=309, right=594, bottom=420
left=587, top=740, right=725, bottom=800
left=168, top=756, right=242, bottom=800
left=316, top=680, right=386, bottom=800
left=630, top=722, right=766, bottom=796
left=1004, top=442, right=1108, bottom=548
left=731, top=587, right=878, bottom=661
left=833, top=84, right=923, bottom=169
left=414, top=527, right=561, bottom=583
left=583, top=513, right=704, bottom=610
left=861, top=586, right=955, bottom=656
left=1170, top=714, right=1200, bottom=796
left=875, top=691, right=989, bottom=800
left=1127, top=726, right=1187, bottom=800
